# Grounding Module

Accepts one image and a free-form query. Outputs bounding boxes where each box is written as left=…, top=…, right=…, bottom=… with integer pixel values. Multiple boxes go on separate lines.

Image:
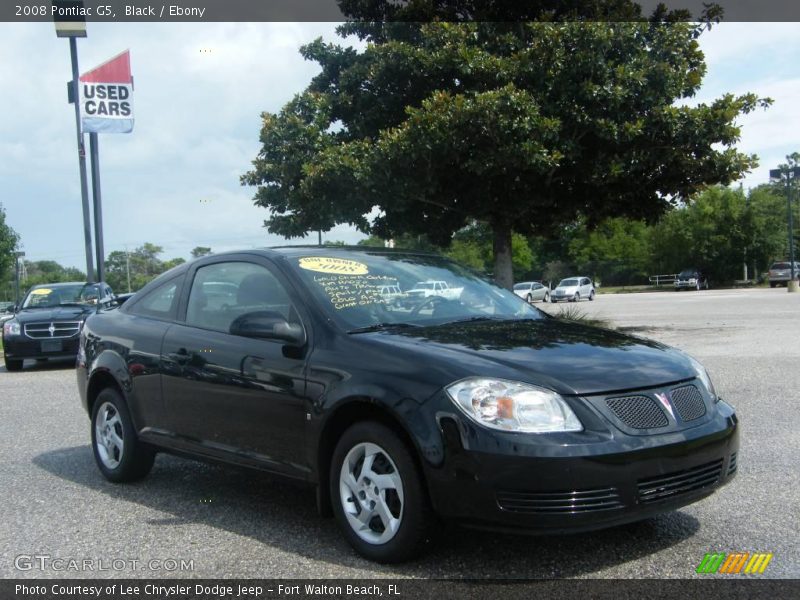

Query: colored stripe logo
left=696, top=552, right=773, bottom=574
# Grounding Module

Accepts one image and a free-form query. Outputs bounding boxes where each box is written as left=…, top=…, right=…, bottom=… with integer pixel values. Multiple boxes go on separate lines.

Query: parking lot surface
left=1, top=287, right=798, bottom=579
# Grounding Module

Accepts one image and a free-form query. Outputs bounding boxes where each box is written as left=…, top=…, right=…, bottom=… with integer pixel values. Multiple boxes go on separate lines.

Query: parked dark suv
left=2, top=282, right=115, bottom=371
left=77, top=249, right=738, bottom=562
left=674, top=268, right=709, bottom=291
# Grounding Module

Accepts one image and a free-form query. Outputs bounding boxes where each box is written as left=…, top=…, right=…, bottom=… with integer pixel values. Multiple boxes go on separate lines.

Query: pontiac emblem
left=655, top=392, right=676, bottom=420
left=48, top=323, right=56, bottom=337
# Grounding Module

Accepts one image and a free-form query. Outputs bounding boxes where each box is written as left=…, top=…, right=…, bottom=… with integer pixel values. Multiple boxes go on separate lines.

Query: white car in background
left=551, top=276, right=595, bottom=303
left=513, top=281, right=549, bottom=303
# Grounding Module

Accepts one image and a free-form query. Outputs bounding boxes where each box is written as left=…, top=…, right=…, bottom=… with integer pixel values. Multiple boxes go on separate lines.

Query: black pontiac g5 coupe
left=77, top=248, right=738, bottom=562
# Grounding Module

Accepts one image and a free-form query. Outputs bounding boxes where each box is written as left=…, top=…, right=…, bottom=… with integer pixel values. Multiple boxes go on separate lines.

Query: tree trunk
left=492, top=221, right=514, bottom=290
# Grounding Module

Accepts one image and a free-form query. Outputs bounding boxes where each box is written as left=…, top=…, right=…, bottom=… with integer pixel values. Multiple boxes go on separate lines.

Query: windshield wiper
left=444, top=316, right=508, bottom=325
left=348, top=322, right=420, bottom=334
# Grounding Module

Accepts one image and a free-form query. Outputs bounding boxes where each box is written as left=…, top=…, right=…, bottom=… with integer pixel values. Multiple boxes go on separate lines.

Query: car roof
left=29, top=281, right=96, bottom=289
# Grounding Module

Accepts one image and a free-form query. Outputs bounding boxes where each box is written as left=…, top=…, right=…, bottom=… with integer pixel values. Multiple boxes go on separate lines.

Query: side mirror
left=230, top=312, right=306, bottom=346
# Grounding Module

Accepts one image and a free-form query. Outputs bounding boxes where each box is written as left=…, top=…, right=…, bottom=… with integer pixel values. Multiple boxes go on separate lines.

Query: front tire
left=526, top=294, right=532, bottom=304
left=91, top=388, right=154, bottom=483
left=589, top=290, right=595, bottom=301
left=330, top=421, right=431, bottom=563
left=4, top=356, right=23, bottom=371
left=573, top=293, right=580, bottom=302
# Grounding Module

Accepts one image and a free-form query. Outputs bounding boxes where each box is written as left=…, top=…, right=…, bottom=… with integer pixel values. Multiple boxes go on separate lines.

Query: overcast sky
left=1, top=22, right=799, bottom=269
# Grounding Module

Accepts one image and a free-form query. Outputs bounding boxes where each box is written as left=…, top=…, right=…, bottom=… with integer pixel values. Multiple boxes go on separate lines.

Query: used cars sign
left=79, top=49, right=133, bottom=134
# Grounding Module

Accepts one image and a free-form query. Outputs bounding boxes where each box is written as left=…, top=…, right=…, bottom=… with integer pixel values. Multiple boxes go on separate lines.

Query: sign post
left=54, top=0, right=95, bottom=283
left=78, top=49, right=135, bottom=283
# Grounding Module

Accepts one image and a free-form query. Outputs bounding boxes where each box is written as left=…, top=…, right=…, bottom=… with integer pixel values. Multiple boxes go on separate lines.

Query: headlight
left=688, top=278, right=697, bottom=283
left=446, top=378, right=583, bottom=433
left=687, top=355, right=717, bottom=402
left=3, top=320, right=20, bottom=336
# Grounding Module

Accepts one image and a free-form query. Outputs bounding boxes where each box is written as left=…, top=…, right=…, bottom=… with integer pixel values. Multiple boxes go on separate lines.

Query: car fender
left=86, top=349, right=133, bottom=415
left=314, top=381, right=446, bottom=471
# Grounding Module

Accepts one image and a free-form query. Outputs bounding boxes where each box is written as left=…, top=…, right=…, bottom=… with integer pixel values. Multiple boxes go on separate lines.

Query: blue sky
left=1, top=22, right=799, bottom=270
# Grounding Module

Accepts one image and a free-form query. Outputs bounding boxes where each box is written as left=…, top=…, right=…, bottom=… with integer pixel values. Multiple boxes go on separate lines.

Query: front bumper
left=2, top=335, right=81, bottom=361
left=674, top=281, right=698, bottom=289
left=425, top=398, right=738, bottom=534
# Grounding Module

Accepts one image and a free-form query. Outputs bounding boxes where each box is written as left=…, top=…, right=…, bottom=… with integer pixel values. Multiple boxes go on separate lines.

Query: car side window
left=185, top=262, right=295, bottom=334
left=127, top=277, right=181, bottom=320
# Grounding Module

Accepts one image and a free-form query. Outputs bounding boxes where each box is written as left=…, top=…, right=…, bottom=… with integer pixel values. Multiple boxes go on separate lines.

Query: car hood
left=555, top=285, right=578, bottom=292
left=13, top=306, right=93, bottom=323
left=360, top=318, right=695, bottom=396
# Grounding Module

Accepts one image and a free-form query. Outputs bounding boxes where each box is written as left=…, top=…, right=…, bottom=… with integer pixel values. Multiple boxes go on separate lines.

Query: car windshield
left=771, top=263, right=791, bottom=270
left=21, top=284, right=101, bottom=309
left=290, top=252, right=541, bottom=330
left=678, top=269, right=697, bottom=277
left=558, top=279, right=579, bottom=287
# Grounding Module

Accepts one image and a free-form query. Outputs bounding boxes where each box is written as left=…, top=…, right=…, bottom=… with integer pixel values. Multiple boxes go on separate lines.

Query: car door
left=160, top=257, right=311, bottom=478
left=581, top=278, right=592, bottom=297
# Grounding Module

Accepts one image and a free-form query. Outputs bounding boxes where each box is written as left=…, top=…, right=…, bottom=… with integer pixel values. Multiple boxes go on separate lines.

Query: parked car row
left=515, top=277, right=596, bottom=303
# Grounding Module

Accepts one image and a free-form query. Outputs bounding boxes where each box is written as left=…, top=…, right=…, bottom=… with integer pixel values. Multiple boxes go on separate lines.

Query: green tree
left=105, top=244, right=180, bottom=292
left=190, top=246, right=212, bottom=258
left=243, top=20, right=768, bottom=289
left=568, top=217, right=652, bottom=285
left=0, top=204, right=20, bottom=297
left=650, top=185, right=782, bottom=283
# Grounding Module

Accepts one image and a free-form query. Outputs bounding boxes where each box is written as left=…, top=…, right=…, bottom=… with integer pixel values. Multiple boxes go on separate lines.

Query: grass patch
left=551, top=304, right=612, bottom=329
left=597, top=285, right=666, bottom=294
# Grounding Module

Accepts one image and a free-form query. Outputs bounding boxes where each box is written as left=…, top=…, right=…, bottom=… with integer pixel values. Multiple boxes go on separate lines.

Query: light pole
left=769, top=161, right=800, bottom=293
left=53, top=1, right=95, bottom=283
left=13, top=251, right=25, bottom=308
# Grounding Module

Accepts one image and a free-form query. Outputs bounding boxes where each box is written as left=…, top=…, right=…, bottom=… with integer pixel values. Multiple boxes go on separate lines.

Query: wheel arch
left=315, top=397, right=431, bottom=517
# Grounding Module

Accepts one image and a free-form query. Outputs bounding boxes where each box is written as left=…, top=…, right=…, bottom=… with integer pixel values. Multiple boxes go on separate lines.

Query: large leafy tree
left=243, top=14, right=768, bottom=288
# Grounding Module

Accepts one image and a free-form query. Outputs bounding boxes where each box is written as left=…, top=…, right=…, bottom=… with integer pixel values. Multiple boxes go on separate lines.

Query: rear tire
left=770, top=282, right=776, bottom=288
left=91, top=387, right=154, bottom=483
left=589, top=290, right=595, bottom=301
left=330, top=421, right=431, bottom=563
left=4, top=357, right=23, bottom=371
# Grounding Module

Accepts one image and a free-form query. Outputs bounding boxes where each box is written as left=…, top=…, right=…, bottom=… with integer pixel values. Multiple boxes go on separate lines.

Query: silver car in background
left=513, top=281, right=549, bottom=303
left=551, top=276, right=595, bottom=303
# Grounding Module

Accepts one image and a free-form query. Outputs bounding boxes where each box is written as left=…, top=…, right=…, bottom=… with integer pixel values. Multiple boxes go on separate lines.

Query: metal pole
left=14, top=254, right=20, bottom=307
left=789, top=178, right=797, bottom=292
left=90, top=132, right=105, bottom=282
left=69, top=36, right=95, bottom=283
left=125, top=247, right=131, bottom=293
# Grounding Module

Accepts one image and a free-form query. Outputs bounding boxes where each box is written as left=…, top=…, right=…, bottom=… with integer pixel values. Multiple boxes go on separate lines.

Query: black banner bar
left=3, top=0, right=800, bottom=23
left=4, top=579, right=800, bottom=600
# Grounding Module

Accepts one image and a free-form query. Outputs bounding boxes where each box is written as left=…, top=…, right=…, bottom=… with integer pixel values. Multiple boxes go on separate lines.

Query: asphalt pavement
left=1, top=287, right=798, bottom=579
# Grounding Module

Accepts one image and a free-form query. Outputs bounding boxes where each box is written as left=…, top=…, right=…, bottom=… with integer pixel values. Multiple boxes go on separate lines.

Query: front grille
left=24, top=321, right=82, bottom=339
left=606, top=395, right=669, bottom=429
left=637, top=459, right=723, bottom=504
left=670, top=385, right=706, bottom=422
left=497, top=487, right=623, bottom=514
left=728, top=452, right=737, bottom=476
